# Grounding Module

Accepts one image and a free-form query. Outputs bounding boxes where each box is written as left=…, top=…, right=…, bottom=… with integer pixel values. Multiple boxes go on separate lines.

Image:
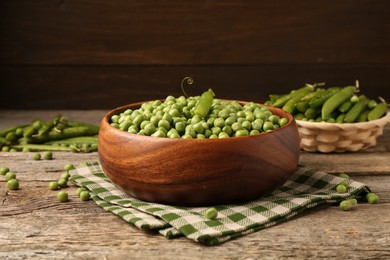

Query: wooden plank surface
left=0, top=110, right=389, bottom=259
left=1, top=1, right=390, bottom=110
left=2, top=64, right=390, bottom=109
left=1, top=0, right=389, bottom=65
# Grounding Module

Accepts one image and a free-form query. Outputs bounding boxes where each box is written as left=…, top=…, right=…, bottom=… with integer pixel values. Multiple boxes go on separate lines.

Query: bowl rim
left=101, top=99, right=298, bottom=142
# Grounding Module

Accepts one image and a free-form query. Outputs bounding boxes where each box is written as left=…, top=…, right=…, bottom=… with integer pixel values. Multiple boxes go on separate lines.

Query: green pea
left=268, top=115, right=280, bottom=124
left=49, top=181, right=59, bottom=190
left=79, top=191, right=90, bottom=201
left=250, top=129, right=260, bottom=135
left=7, top=179, right=19, bottom=190
left=204, top=129, right=212, bottom=138
left=235, top=129, right=249, bottom=137
left=58, top=178, right=68, bottom=188
left=222, top=125, right=232, bottom=136
left=152, top=129, right=166, bottom=138
left=366, top=193, right=379, bottom=204
left=181, top=134, right=193, bottom=139
left=175, top=122, right=186, bottom=133
left=191, top=115, right=202, bottom=124
left=211, top=127, right=222, bottom=136
left=209, top=134, right=218, bottom=139
left=245, top=112, right=255, bottom=122
left=225, top=116, right=237, bottom=126
left=339, top=173, right=350, bottom=179
left=231, top=122, right=242, bottom=132
left=339, top=200, right=352, bottom=211
left=218, top=132, right=230, bottom=138
left=33, top=153, right=41, bottom=160
left=144, top=123, right=156, bottom=136
left=61, top=171, right=71, bottom=181
left=77, top=187, right=87, bottom=196
left=251, top=119, right=263, bottom=131
left=241, top=121, right=252, bottom=131
left=0, top=167, right=10, bottom=175
left=43, top=151, right=53, bottom=160
left=336, top=184, right=347, bottom=193
left=193, top=122, right=204, bottom=134
left=5, top=171, right=16, bottom=181
left=218, top=109, right=230, bottom=119
left=236, top=111, right=246, bottom=118
left=279, top=118, right=288, bottom=127
left=213, top=118, right=225, bottom=128
left=263, top=121, right=274, bottom=132
left=348, top=198, right=358, bottom=206
left=64, top=163, right=74, bottom=171
left=57, top=191, right=69, bottom=202
left=205, top=207, right=218, bottom=219
left=111, top=114, right=120, bottom=123
left=157, top=119, right=170, bottom=130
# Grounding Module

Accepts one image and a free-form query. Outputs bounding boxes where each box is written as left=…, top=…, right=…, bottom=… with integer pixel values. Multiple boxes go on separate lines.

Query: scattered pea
left=43, top=151, right=53, bottom=160
left=339, top=200, right=353, bottom=211
left=366, top=193, right=379, bottom=204
left=33, top=153, right=41, bottom=160
left=5, top=171, right=16, bottom=181
left=58, top=178, right=68, bottom=188
left=64, top=163, right=74, bottom=171
left=339, top=173, right=350, bottom=179
left=7, top=179, right=19, bottom=190
left=0, top=167, right=10, bottom=175
left=49, top=181, right=59, bottom=190
left=348, top=198, right=358, bottom=206
left=77, top=187, right=87, bottom=196
left=79, top=191, right=90, bottom=201
left=336, top=184, right=347, bottom=193
left=57, top=191, right=69, bottom=202
left=61, top=172, right=71, bottom=181
left=205, top=207, right=218, bottom=220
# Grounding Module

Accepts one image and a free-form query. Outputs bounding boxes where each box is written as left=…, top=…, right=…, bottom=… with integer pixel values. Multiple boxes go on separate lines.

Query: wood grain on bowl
left=98, top=102, right=300, bottom=206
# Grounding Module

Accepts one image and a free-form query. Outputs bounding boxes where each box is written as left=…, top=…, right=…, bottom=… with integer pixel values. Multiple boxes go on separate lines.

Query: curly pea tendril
left=180, top=76, right=194, bottom=98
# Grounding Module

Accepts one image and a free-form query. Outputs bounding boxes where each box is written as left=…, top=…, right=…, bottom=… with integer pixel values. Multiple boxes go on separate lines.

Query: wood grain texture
left=1, top=0, right=389, bottom=65
left=1, top=1, right=390, bottom=109
left=0, top=110, right=390, bottom=259
left=1, top=64, right=390, bottom=109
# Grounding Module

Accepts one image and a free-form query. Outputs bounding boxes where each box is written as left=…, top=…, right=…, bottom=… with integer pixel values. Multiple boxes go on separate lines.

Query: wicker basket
left=296, top=112, right=390, bottom=153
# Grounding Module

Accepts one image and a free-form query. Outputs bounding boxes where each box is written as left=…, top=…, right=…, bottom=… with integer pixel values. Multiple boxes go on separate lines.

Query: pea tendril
left=181, top=76, right=194, bottom=98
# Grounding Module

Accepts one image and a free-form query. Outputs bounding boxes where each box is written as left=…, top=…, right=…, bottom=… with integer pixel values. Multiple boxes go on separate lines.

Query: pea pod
left=194, top=89, right=215, bottom=118
left=309, top=87, right=341, bottom=109
left=0, top=125, right=28, bottom=138
left=301, top=88, right=326, bottom=101
left=27, top=126, right=99, bottom=144
left=304, top=108, right=319, bottom=120
left=344, top=95, right=368, bottom=123
left=321, top=86, right=356, bottom=120
left=338, top=100, right=353, bottom=113
left=357, top=110, right=369, bottom=122
left=282, top=88, right=314, bottom=114
left=367, top=102, right=388, bottom=121
left=336, top=114, right=345, bottom=123
left=272, top=84, right=315, bottom=108
left=295, top=101, right=309, bottom=113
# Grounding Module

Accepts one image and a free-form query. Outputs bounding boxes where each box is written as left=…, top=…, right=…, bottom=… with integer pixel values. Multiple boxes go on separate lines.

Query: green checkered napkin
left=69, top=162, right=369, bottom=245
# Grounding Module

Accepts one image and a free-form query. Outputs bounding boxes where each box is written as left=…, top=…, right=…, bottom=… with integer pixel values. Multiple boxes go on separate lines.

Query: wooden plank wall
left=1, top=0, right=389, bottom=109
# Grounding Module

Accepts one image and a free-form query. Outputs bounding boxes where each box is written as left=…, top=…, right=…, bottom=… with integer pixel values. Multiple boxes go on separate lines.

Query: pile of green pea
left=110, top=95, right=289, bottom=139
left=336, top=173, right=379, bottom=211
left=266, top=83, right=388, bottom=123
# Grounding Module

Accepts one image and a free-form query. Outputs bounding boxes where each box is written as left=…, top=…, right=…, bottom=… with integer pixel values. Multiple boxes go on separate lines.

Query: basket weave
left=296, top=112, right=390, bottom=153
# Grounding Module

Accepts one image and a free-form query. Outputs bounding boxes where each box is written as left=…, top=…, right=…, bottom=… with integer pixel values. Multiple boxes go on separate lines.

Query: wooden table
left=1, top=110, right=389, bottom=259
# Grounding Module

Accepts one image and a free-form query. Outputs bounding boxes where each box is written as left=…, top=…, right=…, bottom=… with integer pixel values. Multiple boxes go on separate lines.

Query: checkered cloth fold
left=69, top=162, right=369, bottom=245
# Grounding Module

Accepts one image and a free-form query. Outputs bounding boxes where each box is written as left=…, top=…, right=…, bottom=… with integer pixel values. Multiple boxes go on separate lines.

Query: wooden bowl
left=98, top=101, right=300, bottom=206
